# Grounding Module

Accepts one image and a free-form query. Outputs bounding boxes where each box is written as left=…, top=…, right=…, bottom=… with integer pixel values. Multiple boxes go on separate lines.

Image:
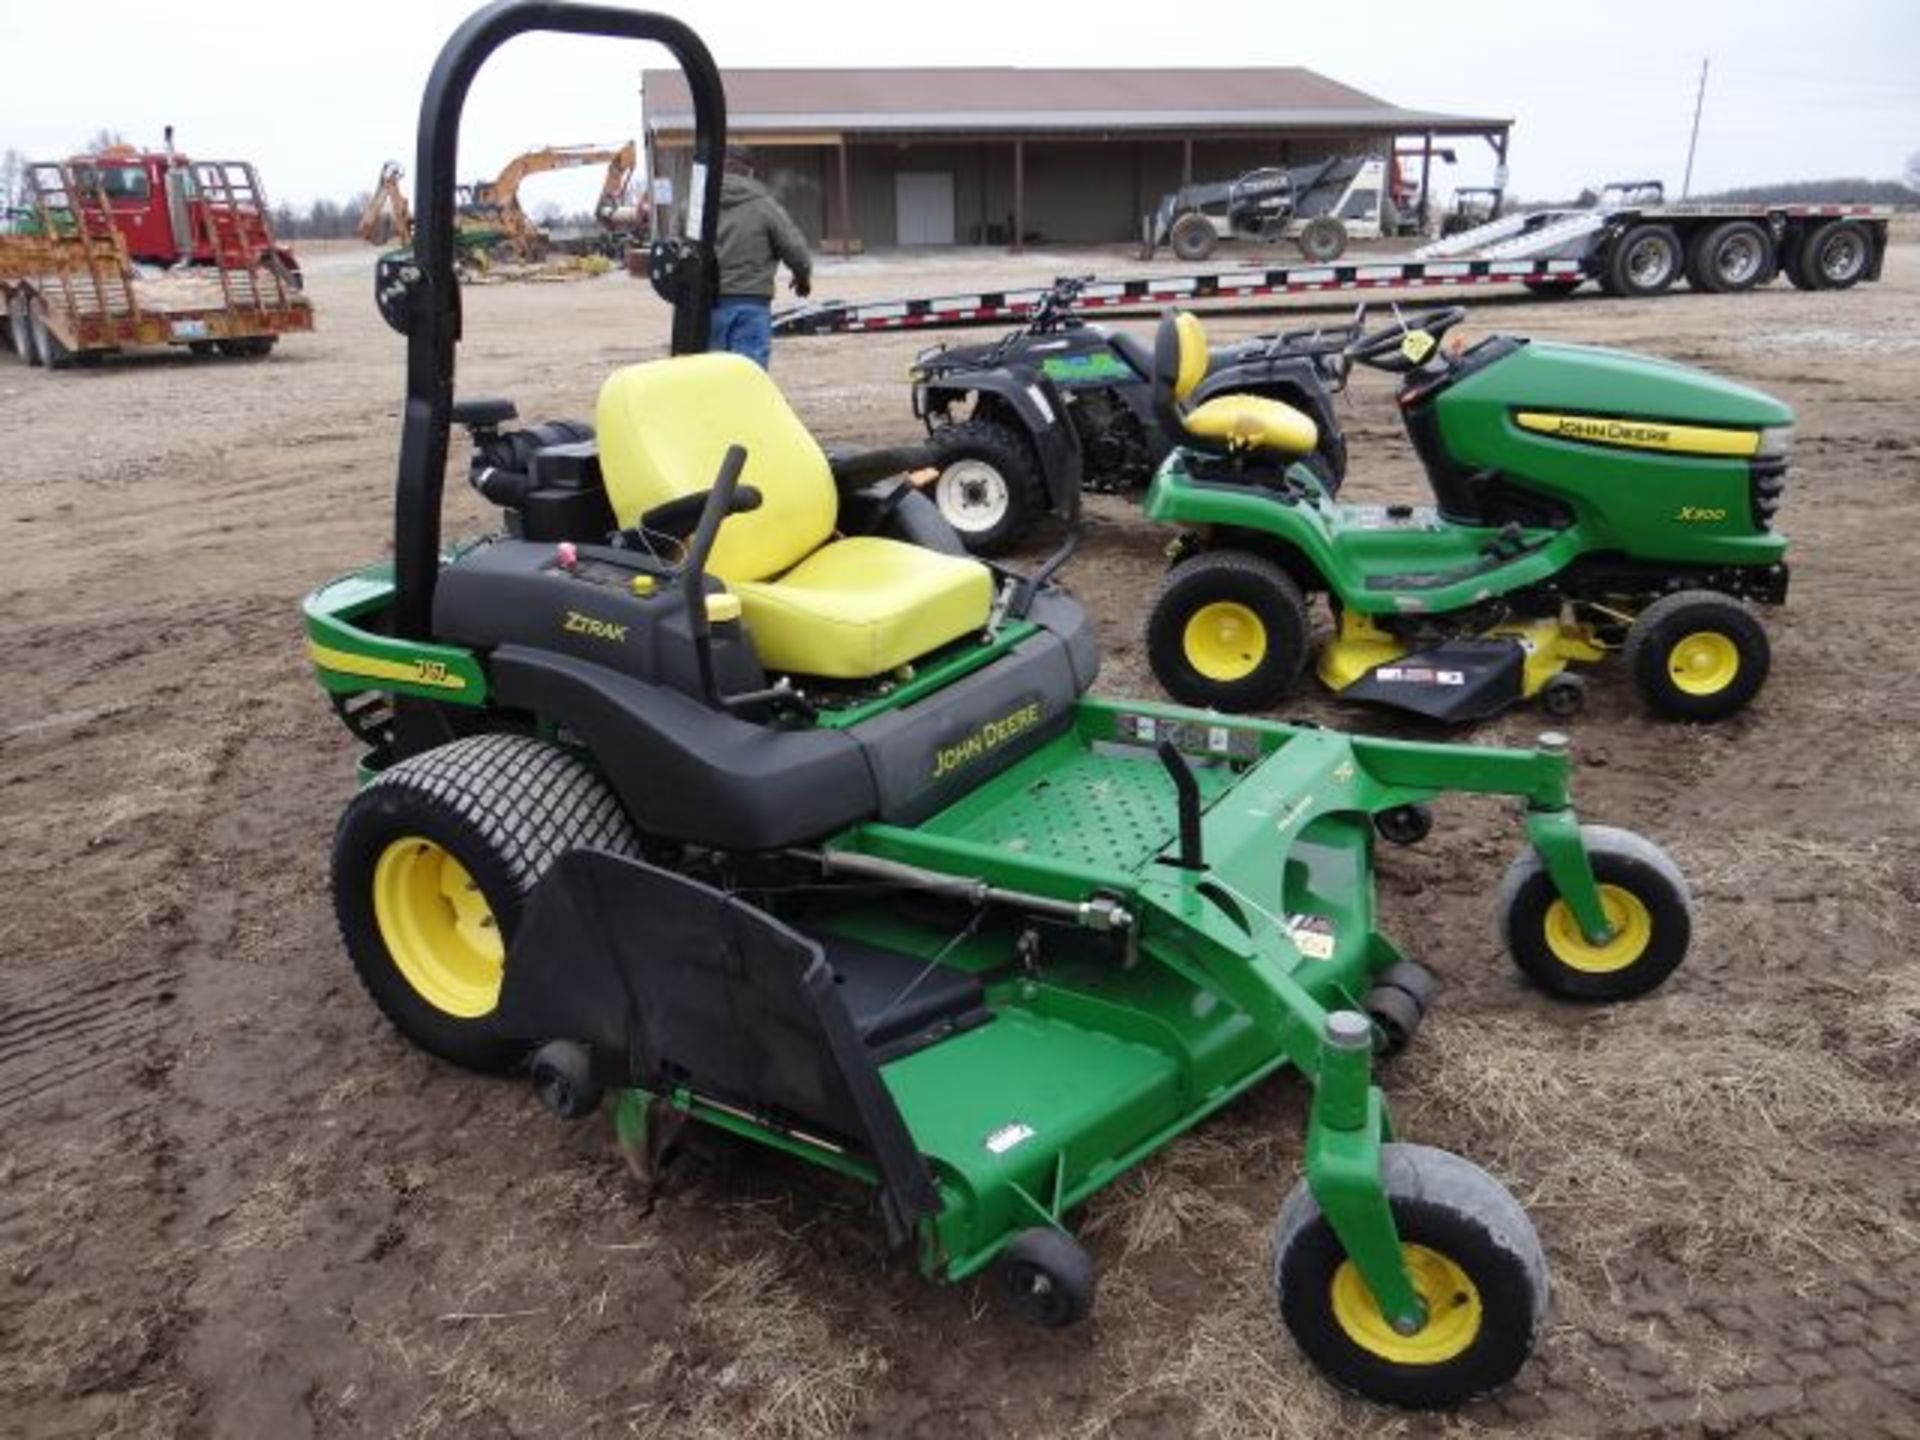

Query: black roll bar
left=393, top=1, right=726, bottom=650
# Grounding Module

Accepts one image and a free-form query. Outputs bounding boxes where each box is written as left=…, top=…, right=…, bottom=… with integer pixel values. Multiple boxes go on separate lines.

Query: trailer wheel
left=217, top=337, right=278, bottom=358
left=1686, top=220, right=1774, bottom=293
left=1794, top=220, right=1872, bottom=291
left=1273, top=1143, right=1549, bottom=1408
left=331, top=734, right=642, bottom=1072
left=1499, top=826, right=1692, bottom=1002
left=1603, top=224, right=1682, bottom=297
left=31, top=309, right=76, bottom=370
left=1298, top=216, right=1348, bottom=263
left=1170, top=213, right=1218, bottom=263
left=4, top=294, right=32, bottom=363
left=1147, top=550, right=1310, bottom=712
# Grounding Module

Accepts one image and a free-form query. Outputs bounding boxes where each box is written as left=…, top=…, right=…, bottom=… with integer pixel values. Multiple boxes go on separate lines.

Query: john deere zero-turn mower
left=1142, top=307, right=1794, bottom=723
left=304, top=2, right=1697, bottom=1409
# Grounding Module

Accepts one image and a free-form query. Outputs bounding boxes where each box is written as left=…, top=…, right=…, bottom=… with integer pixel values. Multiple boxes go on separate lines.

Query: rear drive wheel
left=1298, top=216, right=1348, bottom=263
left=1147, top=550, right=1309, bottom=712
left=923, top=417, right=1045, bottom=555
left=331, top=734, right=641, bottom=1071
left=1624, top=590, right=1770, bottom=721
left=1687, top=220, right=1774, bottom=293
left=1273, top=1143, right=1549, bottom=1408
left=1499, top=825, right=1692, bottom=1002
left=1170, top=212, right=1218, bottom=263
left=1603, top=224, right=1683, bottom=298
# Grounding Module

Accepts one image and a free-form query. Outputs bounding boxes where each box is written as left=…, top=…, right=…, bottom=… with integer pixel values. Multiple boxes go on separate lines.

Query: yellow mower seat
left=1160, top=309, right=1320, bottom=458
left=597, top=353, right=992, bottom=681
left=1183, top=394, right=1319, bottom=457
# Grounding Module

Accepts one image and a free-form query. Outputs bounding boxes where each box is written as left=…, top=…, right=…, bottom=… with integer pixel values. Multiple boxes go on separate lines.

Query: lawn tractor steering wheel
left=1346, top=306, right=1469, bottom=374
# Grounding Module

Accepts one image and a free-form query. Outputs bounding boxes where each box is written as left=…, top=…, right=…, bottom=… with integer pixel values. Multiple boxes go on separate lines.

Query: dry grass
left=618, top=1250, right=883, bottom=1440
left=1401, top=1002, right=1919, bottom=1285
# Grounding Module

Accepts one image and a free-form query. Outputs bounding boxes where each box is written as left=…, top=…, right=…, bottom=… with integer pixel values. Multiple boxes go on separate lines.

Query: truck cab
left=68, top=144, right=298, bottom=279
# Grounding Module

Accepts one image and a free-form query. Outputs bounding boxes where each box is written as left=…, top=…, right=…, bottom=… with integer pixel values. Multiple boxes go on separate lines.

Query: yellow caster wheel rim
left=1543, top=884, right=1653, bottom=974
left=1183, top=601, right=1268, bottom=682
left=372, top=836, right=505, bottom=1018
left=1667, top=631, right=1740, bottom=696
left=1330, top=1244, right=1484, bottom=1365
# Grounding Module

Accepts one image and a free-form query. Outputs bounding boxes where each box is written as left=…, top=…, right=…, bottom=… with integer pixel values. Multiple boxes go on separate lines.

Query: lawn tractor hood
left=1477, top=340, right=1793, bottom=435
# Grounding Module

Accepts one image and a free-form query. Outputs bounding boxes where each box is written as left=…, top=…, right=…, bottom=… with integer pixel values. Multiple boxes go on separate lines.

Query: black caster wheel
left=1374, top=804, right=1434, bottom=847
left=530, top=1040, right=603, bottom=1120
left=1540, top=673, right=1587, bottom=720
left=1363, top=984, right=1423, bottom=1057
left=1000, top=1227, right=1097, bottom=1328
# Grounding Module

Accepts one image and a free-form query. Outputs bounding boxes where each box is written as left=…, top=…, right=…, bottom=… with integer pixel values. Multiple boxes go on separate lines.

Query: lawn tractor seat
left=1153, top=309, right=1320, bottom=460
left=597, top=353, right=993, bottom=681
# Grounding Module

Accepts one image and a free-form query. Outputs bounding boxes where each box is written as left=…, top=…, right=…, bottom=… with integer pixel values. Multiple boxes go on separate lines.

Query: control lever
left=1156, top=740, right=1206, bottom=871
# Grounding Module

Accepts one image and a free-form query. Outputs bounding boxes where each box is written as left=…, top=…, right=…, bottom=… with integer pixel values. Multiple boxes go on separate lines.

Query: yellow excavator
left=358, top=144, right=642, bottom=262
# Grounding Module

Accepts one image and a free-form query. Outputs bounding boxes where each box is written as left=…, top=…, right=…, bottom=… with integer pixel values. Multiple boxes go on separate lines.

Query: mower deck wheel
left=1498, top=825, right=1692, bottom=1002
left=1373, top=804, right=1434, bottom=848
left=331, top=733, right=641, bottom=1072
left=1000, top=1227, right=1096, bottom=1328
left=1146, top=550, right=1309, bottom=712
left=1273, top=1143, right=1549, bottom=1408
left=1363, top=984, right=1423, bottom=1057
left=531, top=1040, right=603, bottom=1121
left=1624, top=590, right=1770, bottom=721
left=1539, top=672, right=1587, bottom=720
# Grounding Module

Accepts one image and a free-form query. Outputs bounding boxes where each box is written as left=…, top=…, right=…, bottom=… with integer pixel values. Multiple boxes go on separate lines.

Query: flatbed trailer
left=1, top=160, right=313, bottom=370
left=772, top=201, right=1898, bottom=339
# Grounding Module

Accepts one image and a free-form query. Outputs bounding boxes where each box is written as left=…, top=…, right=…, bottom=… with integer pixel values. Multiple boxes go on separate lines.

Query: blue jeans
left=711, top=297, right=773, bottom=368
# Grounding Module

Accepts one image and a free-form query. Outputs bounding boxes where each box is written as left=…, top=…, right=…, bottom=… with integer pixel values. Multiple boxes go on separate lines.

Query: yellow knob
left=705, top=593, right=743, bottom=624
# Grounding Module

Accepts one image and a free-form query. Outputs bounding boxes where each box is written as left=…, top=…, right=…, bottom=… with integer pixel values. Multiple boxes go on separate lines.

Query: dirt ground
left=2, top=234, right=1918, bottom=1440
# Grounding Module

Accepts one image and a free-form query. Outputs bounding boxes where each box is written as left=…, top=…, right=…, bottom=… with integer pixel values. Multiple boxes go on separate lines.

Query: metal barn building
left=640, top=67, right=1510, bottom=252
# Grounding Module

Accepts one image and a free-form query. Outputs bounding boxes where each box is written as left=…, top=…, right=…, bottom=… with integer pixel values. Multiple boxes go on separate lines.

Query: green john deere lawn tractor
left=1142, top=306, right=1794, bottom=723
left=302, top=0, right=1696, bottom=1410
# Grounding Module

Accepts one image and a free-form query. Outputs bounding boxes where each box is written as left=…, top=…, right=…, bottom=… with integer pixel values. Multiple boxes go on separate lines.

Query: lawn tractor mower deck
left=302, top=0, right=1698, bottom=1411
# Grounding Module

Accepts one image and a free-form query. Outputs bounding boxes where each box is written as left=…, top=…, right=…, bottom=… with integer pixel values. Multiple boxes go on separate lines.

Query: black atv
left=910, top=276, right=1353, bottom=553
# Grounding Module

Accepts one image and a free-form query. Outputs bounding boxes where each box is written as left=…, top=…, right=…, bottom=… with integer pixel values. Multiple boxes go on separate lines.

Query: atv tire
left=924, top=417, right=1044, bottom=555
left=331, top=734, right=642, bottom=1072
left=1147, top=550, right=1310, bottom=712
left=1298, top=216, right=1348, bottom=264
left=1170, top=213, right=1218, bottom=263
left=1624, top=590, right=1771, bottom=721
left=1603, top=224, right=1683, bottom=298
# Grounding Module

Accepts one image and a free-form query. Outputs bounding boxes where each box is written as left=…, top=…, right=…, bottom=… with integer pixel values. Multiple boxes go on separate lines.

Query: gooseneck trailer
left=774, top=194, right=1896, bottom=338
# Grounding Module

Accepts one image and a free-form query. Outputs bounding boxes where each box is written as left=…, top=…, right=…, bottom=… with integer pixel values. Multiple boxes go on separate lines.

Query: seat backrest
left=1152, top=309, right=1208, bottom=432
left=597, top=353, right=836, bottom=583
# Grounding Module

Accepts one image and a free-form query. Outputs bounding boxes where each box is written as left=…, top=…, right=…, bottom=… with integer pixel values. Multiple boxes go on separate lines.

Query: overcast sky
left=2, top=0, right=1915, bottom=215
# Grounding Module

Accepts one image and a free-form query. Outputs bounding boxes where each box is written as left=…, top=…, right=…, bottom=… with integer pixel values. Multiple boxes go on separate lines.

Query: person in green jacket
left=709, top=145, right=812, bottom=368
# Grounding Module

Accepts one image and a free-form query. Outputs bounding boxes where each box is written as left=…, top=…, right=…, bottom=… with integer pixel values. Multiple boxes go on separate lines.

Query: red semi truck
left=65, top=129, right=302, bottom=284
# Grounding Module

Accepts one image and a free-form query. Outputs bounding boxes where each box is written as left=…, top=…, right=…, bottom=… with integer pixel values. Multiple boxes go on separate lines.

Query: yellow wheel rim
left=1183, top=601, right=1268, bottom=682
left=372, top=837, right=505, bottom=1018
left=1331, top=1244, right=1483, bottom=1365
left=1543, top=884, right=1653, bottom=974
left=1667, top=631, right=1740, bottom=696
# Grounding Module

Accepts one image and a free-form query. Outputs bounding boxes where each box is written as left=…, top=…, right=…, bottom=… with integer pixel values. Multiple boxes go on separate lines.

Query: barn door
left=895, top=171, right=956, bottom=245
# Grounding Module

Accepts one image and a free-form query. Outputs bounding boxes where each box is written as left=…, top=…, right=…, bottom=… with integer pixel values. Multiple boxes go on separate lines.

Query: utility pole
left=1682, top=58, right=1709, bottom=199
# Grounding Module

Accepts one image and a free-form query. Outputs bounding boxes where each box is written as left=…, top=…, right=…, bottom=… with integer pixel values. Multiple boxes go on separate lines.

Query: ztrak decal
left=1514, top=411, right=1761, bottom=458
left=932, top=700, right=1044, bottom=779
left=563, top=610, right=629, bottom=643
